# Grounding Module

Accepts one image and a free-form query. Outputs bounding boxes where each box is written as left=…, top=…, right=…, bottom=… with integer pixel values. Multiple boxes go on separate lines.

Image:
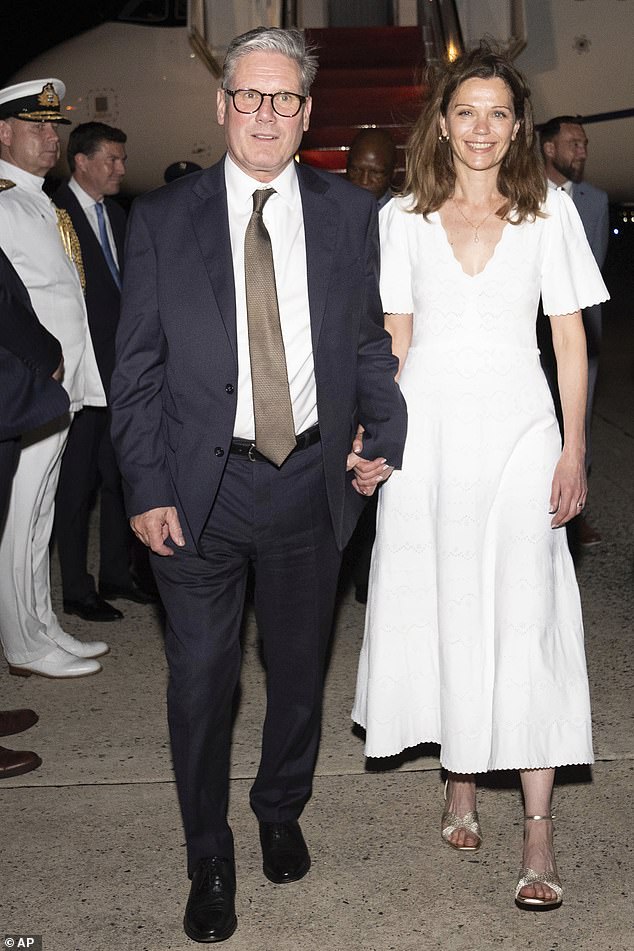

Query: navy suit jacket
left=0, top=247, right=69, bottom=440
left=111, top=158, right=407, bottom=551
left=54, top=182, right=126, bottom=395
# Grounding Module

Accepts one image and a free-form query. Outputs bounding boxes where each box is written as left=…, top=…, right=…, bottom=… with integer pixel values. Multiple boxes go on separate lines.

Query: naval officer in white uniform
left=0, top=79, right=109, bottom=677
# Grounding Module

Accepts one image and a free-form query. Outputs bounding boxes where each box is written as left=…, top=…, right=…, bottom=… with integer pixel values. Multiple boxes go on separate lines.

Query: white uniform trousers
left=0, top=413, right=72, bottom=665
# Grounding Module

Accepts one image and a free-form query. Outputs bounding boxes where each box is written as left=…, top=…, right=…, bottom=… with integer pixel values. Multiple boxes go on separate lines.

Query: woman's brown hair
left=403, top=41, right=546, bottom=223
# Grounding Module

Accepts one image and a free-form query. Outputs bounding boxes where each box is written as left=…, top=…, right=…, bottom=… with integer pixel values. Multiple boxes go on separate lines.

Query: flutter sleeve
left=541, top=188, right=609, bottom=316
left=379, top=197, right=414, bottom=314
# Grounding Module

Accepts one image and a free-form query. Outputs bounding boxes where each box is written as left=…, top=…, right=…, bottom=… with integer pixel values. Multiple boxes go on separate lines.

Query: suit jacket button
left=214, top=447, right=224, bottom=457
left=225, top=383, right=234, bottom=394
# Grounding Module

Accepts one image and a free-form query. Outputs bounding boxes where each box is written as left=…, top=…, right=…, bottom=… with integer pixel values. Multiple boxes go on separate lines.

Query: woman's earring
left=438, top=133, right=449, bottom=142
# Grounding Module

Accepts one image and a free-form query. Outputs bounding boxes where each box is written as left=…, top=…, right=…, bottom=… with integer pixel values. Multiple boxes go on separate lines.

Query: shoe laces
left=196, top=858, right=231, bottom=898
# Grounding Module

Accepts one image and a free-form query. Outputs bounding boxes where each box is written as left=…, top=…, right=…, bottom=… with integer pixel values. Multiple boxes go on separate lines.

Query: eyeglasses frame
left=223, top=88, right=308, bottom=118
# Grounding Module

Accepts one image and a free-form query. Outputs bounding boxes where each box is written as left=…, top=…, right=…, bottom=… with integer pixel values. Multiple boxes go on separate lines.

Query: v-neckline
left=435, top=210, right=511, bottom=278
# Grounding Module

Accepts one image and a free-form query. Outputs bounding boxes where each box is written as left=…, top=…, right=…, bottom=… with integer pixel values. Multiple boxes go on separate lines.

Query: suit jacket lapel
left=190, top=160, right=237, bottom=359
left=572, top=182, right=587, bottom=216
left=297, top=164, right=338, bottom=354
left=59, top=184, right=103, bottom=261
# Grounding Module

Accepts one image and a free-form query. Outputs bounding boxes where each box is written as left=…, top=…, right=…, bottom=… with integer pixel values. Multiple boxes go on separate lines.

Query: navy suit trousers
left=151, top=441, right=342, bottom=875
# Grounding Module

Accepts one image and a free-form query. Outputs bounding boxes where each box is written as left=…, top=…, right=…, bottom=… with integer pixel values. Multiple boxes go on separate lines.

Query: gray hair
left=222, top=27, right=318, bottom=96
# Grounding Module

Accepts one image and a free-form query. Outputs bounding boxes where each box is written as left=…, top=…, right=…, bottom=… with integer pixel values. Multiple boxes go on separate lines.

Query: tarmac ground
left=1, top=237, right=632, bottom=951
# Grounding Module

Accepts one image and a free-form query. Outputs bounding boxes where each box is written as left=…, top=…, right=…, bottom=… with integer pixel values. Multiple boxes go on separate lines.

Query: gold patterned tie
left=244, top=188, right=296, bottom=466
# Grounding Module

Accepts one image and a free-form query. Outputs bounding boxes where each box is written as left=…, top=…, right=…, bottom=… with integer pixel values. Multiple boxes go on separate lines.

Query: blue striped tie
left=95, top=201, right=121, bottom=290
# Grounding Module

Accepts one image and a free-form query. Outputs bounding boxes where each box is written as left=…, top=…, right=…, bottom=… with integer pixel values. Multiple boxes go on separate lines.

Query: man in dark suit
left=539, top=116, right=609, bottom=547
left=344, top=128, right=397, bottom=603
left=54, top=122, right=154, bottom=622
left=111, top=27, right=407, bottom=943
left=0, top=247, right=69, bottom=776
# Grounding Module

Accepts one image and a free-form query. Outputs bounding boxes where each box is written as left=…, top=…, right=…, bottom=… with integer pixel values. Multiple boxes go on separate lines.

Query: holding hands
left=346, top=426, right=394, bottom=496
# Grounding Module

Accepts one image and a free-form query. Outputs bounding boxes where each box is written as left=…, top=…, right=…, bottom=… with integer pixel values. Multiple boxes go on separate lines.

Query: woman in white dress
left=352, top=44, right=608, bottom=908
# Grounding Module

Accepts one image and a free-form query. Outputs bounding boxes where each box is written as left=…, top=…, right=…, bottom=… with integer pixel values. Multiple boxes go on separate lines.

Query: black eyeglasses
left=224, top=88, right=307, bottom=118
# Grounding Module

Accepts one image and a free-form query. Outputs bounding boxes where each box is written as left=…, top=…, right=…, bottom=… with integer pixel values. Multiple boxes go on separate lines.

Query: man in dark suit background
left=539, top=116, right=609, bottom=547
left=0, top=247, right=68, bottom=776
left=111, top=27, right=407, bottom=943
left=54, top=122, right=154, bottom=622
left=344, top=128, right=397, bottom=603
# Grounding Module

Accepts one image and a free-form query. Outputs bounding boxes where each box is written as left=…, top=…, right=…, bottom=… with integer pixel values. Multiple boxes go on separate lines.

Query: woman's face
left=440, top=77, right=520, bottom=174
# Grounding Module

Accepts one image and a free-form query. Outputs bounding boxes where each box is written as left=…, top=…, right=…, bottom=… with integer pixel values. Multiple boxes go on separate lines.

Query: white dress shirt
left=68, top=176, right=120, bottom=267
left=548, top=177, right=573, bottom=197
left=0, top=159, right=105, bottom=410
left=225, top=155, right=318, bottom=440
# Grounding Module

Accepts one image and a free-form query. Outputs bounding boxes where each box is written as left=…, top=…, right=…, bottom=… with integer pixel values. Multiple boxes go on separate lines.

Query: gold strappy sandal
left=515, top=815, right=563, bottom=909
left=441, top=779, right=482, bottom=852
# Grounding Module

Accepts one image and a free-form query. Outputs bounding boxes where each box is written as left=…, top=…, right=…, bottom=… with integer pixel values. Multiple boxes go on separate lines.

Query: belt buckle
left=248, top=443, right=258, bottom=463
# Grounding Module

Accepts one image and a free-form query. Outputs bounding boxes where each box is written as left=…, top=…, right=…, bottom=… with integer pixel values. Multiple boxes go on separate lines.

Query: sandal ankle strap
left=524, top=814, right=554, bottom=821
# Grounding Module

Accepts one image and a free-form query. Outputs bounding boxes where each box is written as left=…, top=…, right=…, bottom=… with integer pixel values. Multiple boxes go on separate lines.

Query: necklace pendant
left=474, top=232, right=479, bottom=243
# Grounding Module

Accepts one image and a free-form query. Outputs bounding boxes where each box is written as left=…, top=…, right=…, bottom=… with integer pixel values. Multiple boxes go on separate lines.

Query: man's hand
left=130, top=506, right=185, bottom=556
left=346, top=425, right=394, bottom=496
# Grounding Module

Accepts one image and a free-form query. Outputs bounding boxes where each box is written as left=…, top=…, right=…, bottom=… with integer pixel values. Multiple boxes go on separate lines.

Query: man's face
left=346, top=141, right=394, bottom=201
left=0, top=118, right=60, bottom=176
left=217, top=51, right=311, bottom=182
left=74, top=141, right=127, bottom=200
left=546, top=123, right=588, bottom=183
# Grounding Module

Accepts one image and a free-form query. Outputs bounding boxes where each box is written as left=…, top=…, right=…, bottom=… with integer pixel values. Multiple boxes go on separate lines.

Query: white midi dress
left=352, top=189, right=608, bottom=773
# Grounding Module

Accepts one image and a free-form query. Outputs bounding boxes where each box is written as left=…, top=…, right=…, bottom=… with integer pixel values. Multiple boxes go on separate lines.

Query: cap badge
left=38, top=83, right=60, bottom=109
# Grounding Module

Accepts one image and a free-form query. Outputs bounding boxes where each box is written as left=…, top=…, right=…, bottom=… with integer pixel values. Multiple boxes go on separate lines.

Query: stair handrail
left=417, top=0, right=464, bottom=64
left=187, top=0, right=222, bottom=78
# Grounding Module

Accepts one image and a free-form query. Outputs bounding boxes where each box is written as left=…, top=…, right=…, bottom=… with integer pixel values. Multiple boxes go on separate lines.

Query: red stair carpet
left=300, top=27, right=430, bottom=178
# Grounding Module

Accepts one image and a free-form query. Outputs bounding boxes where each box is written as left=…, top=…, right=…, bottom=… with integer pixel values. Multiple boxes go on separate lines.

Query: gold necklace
left=452, top=198, right=498, bottom=243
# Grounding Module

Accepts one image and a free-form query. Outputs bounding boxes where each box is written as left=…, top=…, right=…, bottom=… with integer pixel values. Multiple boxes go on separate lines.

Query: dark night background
left=0, top=1, right=124, bottom=85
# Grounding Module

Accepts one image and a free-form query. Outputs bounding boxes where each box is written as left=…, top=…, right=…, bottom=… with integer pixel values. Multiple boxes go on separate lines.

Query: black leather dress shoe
left=99, top=580, right=158, bottom=605
left=259, top=820, right=311, bottom=884
left=63, top=593, right=123, bottom=622
left=0, top=746, right=42, bottom=778
left=184, top=857, right=237, bottom=943
left=0, top=708, right=38, bottom=737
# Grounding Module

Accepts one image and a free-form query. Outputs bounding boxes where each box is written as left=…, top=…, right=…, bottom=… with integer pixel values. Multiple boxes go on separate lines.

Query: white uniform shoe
left=9, top=646, right=102, bottom=679
left=48, top=628, right=109, bottom=659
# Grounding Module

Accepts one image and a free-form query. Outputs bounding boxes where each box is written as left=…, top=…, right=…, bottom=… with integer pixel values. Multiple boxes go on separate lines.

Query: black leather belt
left=229, top=423, right=320, bottom=463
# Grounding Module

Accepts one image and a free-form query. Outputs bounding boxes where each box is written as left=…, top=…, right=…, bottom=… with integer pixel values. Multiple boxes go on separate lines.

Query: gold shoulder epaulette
left=0, top=179, right=16, bottom=192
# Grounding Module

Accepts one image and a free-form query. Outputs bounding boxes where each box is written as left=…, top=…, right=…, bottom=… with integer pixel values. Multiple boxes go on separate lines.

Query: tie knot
left=252, top=188, right=275, bottom=215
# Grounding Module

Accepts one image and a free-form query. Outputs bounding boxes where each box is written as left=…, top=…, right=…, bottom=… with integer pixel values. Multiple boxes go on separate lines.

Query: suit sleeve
left=593, top=191, right=609, bottom=271
left=0, top=247, right=63, bottom=375
left=354, top=202, right=407, bottom=468
left=110, top=200, right=174, bottom=516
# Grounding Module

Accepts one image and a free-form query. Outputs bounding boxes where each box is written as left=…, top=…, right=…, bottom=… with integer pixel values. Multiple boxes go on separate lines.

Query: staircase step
left=301, top=126, right=411, bottom=149
left=307, top=27, right=422, bottom=69
left=313, top=66, right=422, bottom=88
left=298, top=149, right=349, bottom=171
left=310, top=86, right=424, bottom=127
left=298, top=146, right=406, bottom=175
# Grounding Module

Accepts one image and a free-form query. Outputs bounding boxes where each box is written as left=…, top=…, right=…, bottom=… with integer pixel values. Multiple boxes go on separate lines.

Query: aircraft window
left=175, top=0, right=187, bottom=20
left=117, top=0, right=169, bottom=23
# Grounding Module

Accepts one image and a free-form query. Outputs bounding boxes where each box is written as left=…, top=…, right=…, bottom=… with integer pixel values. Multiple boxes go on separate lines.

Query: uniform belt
left=229, top=424, right=321, bottom=462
